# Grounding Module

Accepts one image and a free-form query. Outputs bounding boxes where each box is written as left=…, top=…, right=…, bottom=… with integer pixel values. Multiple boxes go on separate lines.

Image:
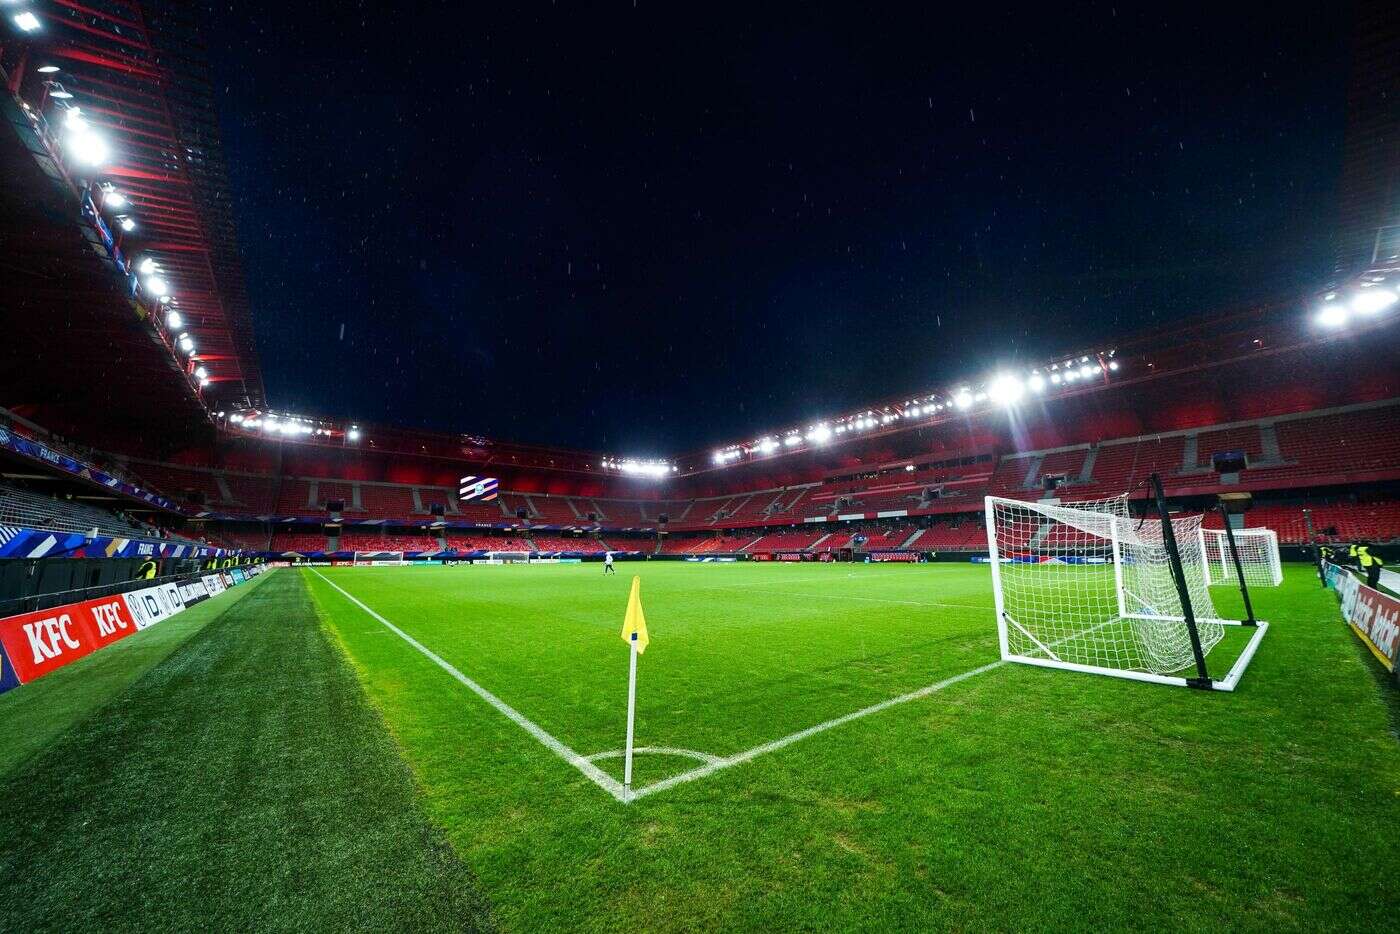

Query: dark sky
left=210, top=2, right=1352, bottom=455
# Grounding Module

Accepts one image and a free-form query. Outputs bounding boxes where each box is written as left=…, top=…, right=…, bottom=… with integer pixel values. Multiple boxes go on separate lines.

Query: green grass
left=0, top=570, right=491, bottom=932
left=296, top=560, right=1400, bottom=930
left=3, top=560, right=1399, bottom=930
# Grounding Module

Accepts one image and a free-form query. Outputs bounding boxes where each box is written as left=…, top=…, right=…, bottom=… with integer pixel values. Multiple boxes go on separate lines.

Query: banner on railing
left=0, top=567, right=264, bottom=694
left=1327, top=562, right=1400, bottom=674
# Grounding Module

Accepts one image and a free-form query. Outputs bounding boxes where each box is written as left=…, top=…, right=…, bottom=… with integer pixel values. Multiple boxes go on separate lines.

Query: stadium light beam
left=13, top=10, right=40, bottom=32
left=1315, top=303, right=1349, bottom=328
left=988, top=374, right=1025, bottom=406
left=65, top=130, right=110, bottom=167
left=1352, top=288, right=1397, bottom=315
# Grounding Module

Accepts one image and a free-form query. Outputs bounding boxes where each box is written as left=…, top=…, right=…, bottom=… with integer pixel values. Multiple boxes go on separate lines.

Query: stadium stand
left=742, top=529, right=831, bottom=552
left=339, top=531, right=442, bottom=552
left=270, top=531, right=330, bottom=553
left=528, top=535, right=611, bottom=553
left=0, top=480, right=186, bottom=542
left=444, top=533, right=534, bottom=552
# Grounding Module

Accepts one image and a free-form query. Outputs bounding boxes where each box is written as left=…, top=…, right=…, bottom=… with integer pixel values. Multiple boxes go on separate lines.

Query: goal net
left=1200, top=528, right=1282, bottom=587
left=352, top=551, right=406, bottom=566
left=984, top=494, right=1266, bottom=689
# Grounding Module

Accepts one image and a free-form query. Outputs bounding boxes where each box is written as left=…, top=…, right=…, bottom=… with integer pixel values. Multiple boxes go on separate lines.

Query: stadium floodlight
left=198, top=376, right=210, bottom=387
left=118, top=217, right=135, bottom=231
left=783, top=435, right=801, bottom=447
left=138, top=257, right=157, bottom=274
left=47, top=85, right=73, bottom=100
left=759, top=438, right=778, bottom=453
left=230, top=413, right=243, bottom=423
left=953, top=389, right=973, bottom=410
left=1315, top=303, right=1348, bottom=328
left=1028, top=373, right=1045, bottom=393
left=1050, top=372, right=1062, bottom=384
left=1108, top=360, right=1120, bottom=371
left=1352, top=288, right=1397, bottom=315
left=808, top=424, right=832, bottom=443
left=65, top=129, right=109, bottom=167
left=907, top=405, right=920, bottom=417
left=1064, top=369, right=1079, bottom=382
left=146, top=276, right=169, bottom=297
left=988, top=374, right=1025, bottom=406
left=1078, top=364, right=1096, bottom=379
left=13, top=10, right=40, bottom=32
left=177, top=333, right=194, bottom=352
left=103, top=189, right=127, bottom=208
left=37, top=65, right=60, bottom=74
left=194, top=366, right=208, bottom=380
left=347, top=427, right=361, bottom=441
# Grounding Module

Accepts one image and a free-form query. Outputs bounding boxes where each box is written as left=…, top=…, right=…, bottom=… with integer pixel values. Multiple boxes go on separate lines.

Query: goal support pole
left=1150, top=473, right=1212, bottom=688
left=1218, top=506, right=1258, bottom=626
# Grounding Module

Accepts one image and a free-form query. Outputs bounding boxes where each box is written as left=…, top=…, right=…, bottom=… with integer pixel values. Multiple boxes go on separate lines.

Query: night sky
left=209, top=3, right=1351, bottom=455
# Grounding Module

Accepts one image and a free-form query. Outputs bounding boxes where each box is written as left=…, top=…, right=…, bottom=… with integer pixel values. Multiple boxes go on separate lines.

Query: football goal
left=1200, top=527, right=1282, bottom=587
left=984, top=492, right=1267, bottom=691
left=352, top=551, right=406, bottom=566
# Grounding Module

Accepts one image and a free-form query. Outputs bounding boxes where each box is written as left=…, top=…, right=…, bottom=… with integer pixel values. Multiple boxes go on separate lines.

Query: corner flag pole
left=619, top=574, right=649, bottom=803
left=624, top=633, right=638, bottom=802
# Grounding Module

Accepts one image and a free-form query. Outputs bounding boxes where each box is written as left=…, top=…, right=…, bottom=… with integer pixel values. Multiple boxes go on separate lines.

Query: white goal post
left=352, top=551, right=406, bottom=566
left=1199, top=527, right=1282, bottom=587
left=984, top=494, right=1267, bottom=691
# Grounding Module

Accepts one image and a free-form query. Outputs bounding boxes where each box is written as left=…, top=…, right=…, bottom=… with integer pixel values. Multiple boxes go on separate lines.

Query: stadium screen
left=459, top=475, right=499, bottom=502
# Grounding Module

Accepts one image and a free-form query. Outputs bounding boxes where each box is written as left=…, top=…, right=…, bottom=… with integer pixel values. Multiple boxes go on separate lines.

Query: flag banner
left=458, top=476, right=499, bottom=502
left=620, top=575, right=649, bottom=653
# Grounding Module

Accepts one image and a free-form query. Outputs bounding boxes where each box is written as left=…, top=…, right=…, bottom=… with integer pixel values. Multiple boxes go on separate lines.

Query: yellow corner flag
left=620, top=575, right=650, bottom=654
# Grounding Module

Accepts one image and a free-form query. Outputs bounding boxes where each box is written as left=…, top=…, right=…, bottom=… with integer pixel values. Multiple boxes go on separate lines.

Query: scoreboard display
left=459, top=475, right=499, bottom=502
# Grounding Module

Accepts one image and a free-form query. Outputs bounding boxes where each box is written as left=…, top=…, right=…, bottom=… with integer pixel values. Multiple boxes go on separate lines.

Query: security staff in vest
left=136, top=558, right=158, bottom=580
left=1357, top=545, right=1384, bottom=590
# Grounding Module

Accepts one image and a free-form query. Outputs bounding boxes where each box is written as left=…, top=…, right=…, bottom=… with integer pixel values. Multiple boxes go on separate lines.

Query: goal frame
left=984, top=494, right=1268, bottom=692
left=352, top=550, right=406, bottom=566
left=1199, top=527, right=1282, bottom=588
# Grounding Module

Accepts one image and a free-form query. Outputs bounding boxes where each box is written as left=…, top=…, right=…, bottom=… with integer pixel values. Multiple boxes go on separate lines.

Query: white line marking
left=584, top=746, right=723, bottom=766
left=628, top=660, right=1004, bottom=800
left=308, top=569, right=627, bottom=802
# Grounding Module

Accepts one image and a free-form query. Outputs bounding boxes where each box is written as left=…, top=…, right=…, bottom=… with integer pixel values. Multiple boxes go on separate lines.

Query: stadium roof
left=0, top=0, right=263, bottom=419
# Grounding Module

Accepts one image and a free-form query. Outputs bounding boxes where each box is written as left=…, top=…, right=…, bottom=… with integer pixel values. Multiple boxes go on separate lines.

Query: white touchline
left=628, top=660, right=1005, bottom=801
left=308, top=569, right=628, bottom=803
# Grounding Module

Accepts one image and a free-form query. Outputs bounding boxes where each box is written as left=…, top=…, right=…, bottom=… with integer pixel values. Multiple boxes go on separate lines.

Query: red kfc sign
left=0, top=595, right=140, bottom=684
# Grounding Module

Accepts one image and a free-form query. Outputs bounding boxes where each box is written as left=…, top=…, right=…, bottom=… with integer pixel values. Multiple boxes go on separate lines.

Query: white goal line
left=308, top=568, right=1005, bottom=805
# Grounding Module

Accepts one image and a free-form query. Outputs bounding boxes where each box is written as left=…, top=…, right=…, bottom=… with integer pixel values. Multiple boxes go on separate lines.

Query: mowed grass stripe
left=0, top=569, right=493, bottom=932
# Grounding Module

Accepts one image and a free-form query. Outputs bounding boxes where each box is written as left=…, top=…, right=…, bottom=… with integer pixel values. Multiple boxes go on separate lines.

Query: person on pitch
left=604, top=550, right=616, bottom=575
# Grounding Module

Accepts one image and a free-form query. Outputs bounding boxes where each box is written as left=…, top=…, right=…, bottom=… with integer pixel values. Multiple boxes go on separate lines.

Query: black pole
left=1218, top=506, right=1257, bottom=626
left=1150, top=473, right=1212, bottom=688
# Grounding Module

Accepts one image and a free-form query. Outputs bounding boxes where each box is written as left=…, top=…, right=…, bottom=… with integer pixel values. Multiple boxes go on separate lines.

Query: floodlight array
left=708, top=349, right=1122, bottom=467
left=1313, top=272, right=1398, bottom=330
left=601, top=458, right=677, bottom=478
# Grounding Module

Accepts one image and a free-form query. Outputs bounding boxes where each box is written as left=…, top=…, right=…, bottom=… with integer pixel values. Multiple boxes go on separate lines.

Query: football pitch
left=4, top=560, right=1400, bottom=930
